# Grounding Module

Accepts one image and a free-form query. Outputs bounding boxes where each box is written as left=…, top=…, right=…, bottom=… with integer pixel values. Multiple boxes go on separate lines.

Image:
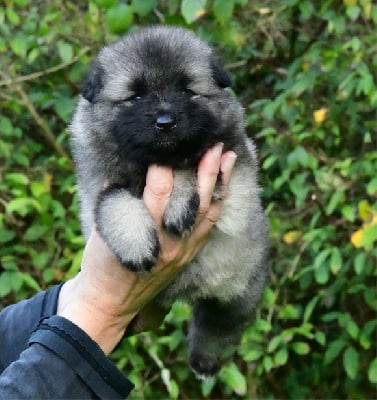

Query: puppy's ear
left=81, top=63, right=103, bottom=103
left=210, top=56, right=232, bottom=88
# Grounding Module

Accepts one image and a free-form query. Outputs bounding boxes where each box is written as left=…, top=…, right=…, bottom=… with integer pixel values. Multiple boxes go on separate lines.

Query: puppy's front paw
left=95, top=186, right=160, bottom=273
left=163, top=191, right=199, bottom=237
left=117, top=232, right=160, bottom=273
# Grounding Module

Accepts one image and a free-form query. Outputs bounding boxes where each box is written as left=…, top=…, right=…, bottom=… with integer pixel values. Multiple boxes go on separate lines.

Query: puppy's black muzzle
left=156, top=114, right=177, bottom=131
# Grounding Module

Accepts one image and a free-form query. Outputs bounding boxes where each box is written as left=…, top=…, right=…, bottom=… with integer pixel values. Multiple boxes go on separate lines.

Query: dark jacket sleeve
left=0, top=285, right=134, bottom=399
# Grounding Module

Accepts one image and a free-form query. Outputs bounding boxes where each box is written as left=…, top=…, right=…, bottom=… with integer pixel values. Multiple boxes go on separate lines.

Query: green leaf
left=94, top=0, right=117, bottom=8
left=321, top=311, right=341, bottom=322
left=57, top=41, right=73, bottom=63
left=314, top=249, right=331, bottom=284
left=1, top=256, right=17, bottom=271
left=219, top=362, right=247, bottom=396
left=303, top=296, right=320, bottom=322
left=346, top=5, right=361, bottom=20
left=25, top=225, right=48, bottom=241
left=289, top=172, right=310, bottom=207
left=167, top=0, right=180, bottom=14
left=324, top=339, right=346, bottom=364
left=330, top=247, right=342, bottom=274
left=0, top=37, right=6, bottom=52
left=326, top=190, right=345, bottom=215
left=10, top=35, right=28, bottom=57
left=242, top=348, right=263, bottom=361
left=0, top=229, right=16, bottom=243
left=181, top=0, right=206, bottom=24
left=5, top=172, right=29, bottom=185
left=6, top=198, right=42, bottom=216
left=279, top=304, right=300, bottom=319
left=54, top=96, right=75, bottom=122
left=132, top=0, right=156, bottom=17
left=354, top=252, right=366, bottom=275
left=106, top=4, right=133, bottom=34
left=42, top=268, right=56, bottom=283
left=342, top=204, right=356, bottom=222
left=287, top=146, right=310, bottom=169
left=0, top=271, right=23, bottom=296
left=201, top=377, right=216, bottom=397
left=262, top=154, right=277, bottom=170
left=360, top=223, right=377, bottom=250
left=14, top=0, right=32, bottom=6
left=213, top=0, right=235, bottom=24
left=359, top=320, right=376, bottom=350
left=267, top=336, right=281, bottom=353
left=262, top=355, right=274, bottom=372
left=32, top=252, right=50, bottom=269
left=20, top=273, right=41, bottom=291
left=314, top=331, right=326, bottom=346
left=314, top=262, right=329, bottom=284
left=6, top=7, right=20, bottom=25
left=0, top=117, right=13, bottom=136
left=343, top=346, right=359, bottom=379
left=367, top=178, right=377, bottom=195
left=274, top=347, right=288, bottom=366
left=30, top=180, right=50, bottom=197
left=263, top=286, right=276, bottom=307
left=0, top=272, right=13, bottom=296
left=368, top=358, right=377, bottom=383
left=254, top=318, right=272, bottom=333
left=291, top=342, right=310, bottom=355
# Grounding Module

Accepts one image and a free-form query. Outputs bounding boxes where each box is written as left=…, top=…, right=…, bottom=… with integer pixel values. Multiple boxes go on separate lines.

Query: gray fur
left=70, top=26, right=269, bottom=376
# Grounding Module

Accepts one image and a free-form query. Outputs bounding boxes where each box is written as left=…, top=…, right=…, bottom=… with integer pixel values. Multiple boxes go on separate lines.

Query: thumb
left=143, top=165, right=173, bottom=227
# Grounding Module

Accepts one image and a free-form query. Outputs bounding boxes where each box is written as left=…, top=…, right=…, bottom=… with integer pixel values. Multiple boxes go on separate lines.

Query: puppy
left=70, top=26, right=269, bottom=377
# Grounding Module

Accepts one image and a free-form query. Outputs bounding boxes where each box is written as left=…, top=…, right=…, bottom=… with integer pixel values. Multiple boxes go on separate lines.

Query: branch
left=0, top=46, right=91, bottom=87
left=0, top=70, right=74, bottom=169
left=16, top=83, right=74, bottom=169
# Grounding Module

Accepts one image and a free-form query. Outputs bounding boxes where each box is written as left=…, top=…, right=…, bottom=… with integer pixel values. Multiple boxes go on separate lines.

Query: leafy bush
left=1, top=0, right=376, bottom=398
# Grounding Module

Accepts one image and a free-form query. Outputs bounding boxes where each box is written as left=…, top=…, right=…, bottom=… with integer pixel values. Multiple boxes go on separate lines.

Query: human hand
left=57, top=143, right=237, bottom=354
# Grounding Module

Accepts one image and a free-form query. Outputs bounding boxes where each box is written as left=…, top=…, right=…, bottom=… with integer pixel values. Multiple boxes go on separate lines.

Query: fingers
left=197, top=143, right=224, bottom=214
left=193, top=149, right=237, bottom=239
left=143, top=165, right=174, bottom=228
left=219, top=150, right=238, bottom=195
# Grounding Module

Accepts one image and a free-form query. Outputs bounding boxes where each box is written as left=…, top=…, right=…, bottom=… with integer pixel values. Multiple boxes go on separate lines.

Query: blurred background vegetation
left=0, top=0, right=376, bottom=398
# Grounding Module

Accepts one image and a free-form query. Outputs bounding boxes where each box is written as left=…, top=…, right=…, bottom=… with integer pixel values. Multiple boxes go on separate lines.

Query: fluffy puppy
left=70, top=26, right=269, bottom=377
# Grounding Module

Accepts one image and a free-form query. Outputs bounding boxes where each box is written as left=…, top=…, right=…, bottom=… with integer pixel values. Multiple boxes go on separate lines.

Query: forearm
left=0, top=286, right=134, bottom=399
left=57, top=277, right=134, bottom=355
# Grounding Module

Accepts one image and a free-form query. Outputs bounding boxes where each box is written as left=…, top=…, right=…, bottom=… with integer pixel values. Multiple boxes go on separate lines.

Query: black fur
left=110, top=92, right=224, bottom=169
left=81, top=63, right=104, bottom=103
left=210, top=57, right=232, bottom=88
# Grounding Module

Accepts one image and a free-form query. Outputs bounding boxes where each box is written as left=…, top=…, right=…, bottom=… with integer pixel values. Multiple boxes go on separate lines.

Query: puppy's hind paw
left=189, top=352, right=220, bottom=378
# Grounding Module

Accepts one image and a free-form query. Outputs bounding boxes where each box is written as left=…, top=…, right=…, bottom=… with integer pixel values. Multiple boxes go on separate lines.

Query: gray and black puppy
left=70, top=26, right=269, bottom=377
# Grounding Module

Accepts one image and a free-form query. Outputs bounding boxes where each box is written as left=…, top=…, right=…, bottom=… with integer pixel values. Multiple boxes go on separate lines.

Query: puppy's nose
left=156, top=114, right=177, bottom=130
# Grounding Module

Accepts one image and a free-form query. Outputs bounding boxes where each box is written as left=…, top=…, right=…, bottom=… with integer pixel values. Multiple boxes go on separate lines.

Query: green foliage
left=1, top=0, right=376, bottom=398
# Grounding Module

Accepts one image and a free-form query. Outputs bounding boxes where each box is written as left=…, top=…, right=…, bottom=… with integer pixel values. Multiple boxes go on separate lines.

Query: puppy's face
left=82, top=27, right=232, bottom=168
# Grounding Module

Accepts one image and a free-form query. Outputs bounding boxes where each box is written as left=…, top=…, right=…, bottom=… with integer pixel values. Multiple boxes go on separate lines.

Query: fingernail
left=211, top=142, right=224, bottom=158
left=221, top=152, right=237, bottom=172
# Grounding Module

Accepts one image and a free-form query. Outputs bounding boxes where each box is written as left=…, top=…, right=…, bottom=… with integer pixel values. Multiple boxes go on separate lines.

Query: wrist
left=57, top=279, right=135, bottom=355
